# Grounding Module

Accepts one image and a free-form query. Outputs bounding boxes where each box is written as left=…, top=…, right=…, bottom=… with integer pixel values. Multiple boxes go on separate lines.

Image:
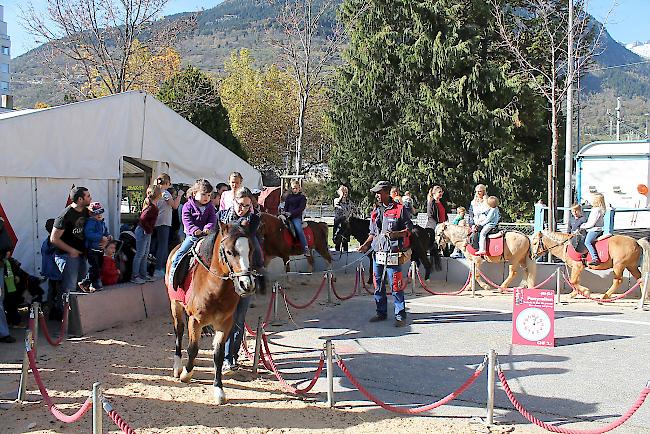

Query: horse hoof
left=180, top=367, right=193, bottom=383
left=569, top=291, right=577, bottom=299
left=601, top=294, right=609, bottom=300
left=214, top=387, right=227, bottom=404
left=173, top=356, right=182, bottom=378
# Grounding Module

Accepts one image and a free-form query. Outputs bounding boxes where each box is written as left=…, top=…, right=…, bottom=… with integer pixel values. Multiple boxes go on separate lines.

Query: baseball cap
left=89, top=202, right=105, bottom=215
left=370, top=181, right=391, bottom=193
left=251, top=188, right=262, bottom=196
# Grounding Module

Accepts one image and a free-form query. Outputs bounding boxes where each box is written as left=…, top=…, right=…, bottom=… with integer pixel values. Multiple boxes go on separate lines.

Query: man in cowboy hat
left=358, top=181, right=412, bottom=327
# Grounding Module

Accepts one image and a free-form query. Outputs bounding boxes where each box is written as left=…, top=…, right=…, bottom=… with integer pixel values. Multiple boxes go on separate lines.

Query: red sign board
left=512, top=288, right=555, bottom=347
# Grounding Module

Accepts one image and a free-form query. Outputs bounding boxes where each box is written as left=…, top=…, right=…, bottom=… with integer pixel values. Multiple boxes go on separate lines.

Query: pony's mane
left=198, top=231, right=219, bottom=261
left=541, top=229, right=570, bottom=245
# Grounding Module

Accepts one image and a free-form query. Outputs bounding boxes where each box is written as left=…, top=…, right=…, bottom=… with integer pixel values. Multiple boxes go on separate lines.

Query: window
left=0, top=81, right=8, bottom=91
left=0, top=63, right=8, bottom=74
left=1, top=46, right=8, bottom=56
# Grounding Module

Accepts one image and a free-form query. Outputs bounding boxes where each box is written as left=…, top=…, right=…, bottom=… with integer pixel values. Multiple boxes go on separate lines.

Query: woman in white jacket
left=581, top=193, right=606, bottom=265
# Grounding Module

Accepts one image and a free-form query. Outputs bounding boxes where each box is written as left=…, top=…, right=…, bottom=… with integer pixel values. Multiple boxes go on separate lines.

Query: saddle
left=170, top=234, right=216, bottom=292
left=466, top=229, right=505, bottom=257
left=282, top=224, right=315, bottom=249
left=567, top=233, right=611, bottom=263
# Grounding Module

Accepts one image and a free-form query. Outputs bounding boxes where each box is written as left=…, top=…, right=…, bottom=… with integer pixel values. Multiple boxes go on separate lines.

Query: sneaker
left=304, top=247, right=312, bottom=257
left=130, top=276, right=146, bottom=284
left=78, top=282, right=91, bottom=293
left=0, top=335, right=16, bottom=343
left=394, top=318, right=407, bottom=327
left=222, top=360, right=239, bottom=374
left=475, top=250, right=487, bottom=256
left=144, top=275, right=156, bottom=282
left=588, top=258, right=601, bottom=266
left=369, top=314, right=387, bottom=323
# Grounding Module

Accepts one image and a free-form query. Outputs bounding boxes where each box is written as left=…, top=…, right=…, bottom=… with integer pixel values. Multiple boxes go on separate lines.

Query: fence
left=534, top=203, right=650, bottom=236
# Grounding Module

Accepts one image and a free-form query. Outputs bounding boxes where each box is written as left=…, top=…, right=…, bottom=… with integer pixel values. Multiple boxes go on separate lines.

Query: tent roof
left=0, top=91, right=261, bottom=187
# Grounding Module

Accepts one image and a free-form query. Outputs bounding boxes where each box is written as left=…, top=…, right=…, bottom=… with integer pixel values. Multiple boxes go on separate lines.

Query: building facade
left=0, top=4, right=11, bottom=110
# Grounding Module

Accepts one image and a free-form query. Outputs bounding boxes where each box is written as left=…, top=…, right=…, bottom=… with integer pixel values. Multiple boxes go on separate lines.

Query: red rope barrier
left=498, top=368, right=650, bottom=434
left=335, top=356, right=485, bottom=414
left=281, top=276, right=327, bottom=309
left=331, top=273, right=357, bottom=300
left=103, top=400, right=137, bottom=434
left=244, top=291, right=276, bottom=336
left=37, top=304, right=69, bottom=347
left=26, top=349, right=93, bottom=423
left=260, top=334, right=324, bottom=394
left=415, top=268, right=471, bottom=296
left=562, top=273, right=642, bottom=303
left=475, top=269, right=514, bottom=292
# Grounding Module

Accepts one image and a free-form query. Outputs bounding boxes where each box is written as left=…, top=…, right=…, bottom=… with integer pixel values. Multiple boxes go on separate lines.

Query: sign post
left=512, top=287, right=555, bottom=347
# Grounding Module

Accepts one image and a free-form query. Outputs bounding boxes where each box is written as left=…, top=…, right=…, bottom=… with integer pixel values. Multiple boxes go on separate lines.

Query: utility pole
left=563, top=0, right=574, bottom=224
left=616, top=97, right=621, bottom=141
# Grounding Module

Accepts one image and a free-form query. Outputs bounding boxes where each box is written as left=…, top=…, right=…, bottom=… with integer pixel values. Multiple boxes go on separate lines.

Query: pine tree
left=328, top=0, right=550, bottom=220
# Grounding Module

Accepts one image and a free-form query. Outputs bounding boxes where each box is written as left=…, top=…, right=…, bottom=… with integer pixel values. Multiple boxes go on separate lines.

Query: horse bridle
left=191, top=234, right=259, bottom=281
left=532, top=232, right=575, bottom=259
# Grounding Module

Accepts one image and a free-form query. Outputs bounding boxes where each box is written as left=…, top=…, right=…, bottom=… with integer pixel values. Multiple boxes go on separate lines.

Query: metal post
left=92, top=382, right=102, bottom=434
left=271, top=282, right=281, bottom=325
left=410, top=261, right=416, bottom=296
left=31, top=302, right=40, bottom=350
left=326, top=272, right=333, bottom=304
left=637, top=272, right=649, bottom=310
left=471, top=262, right=476, bottom=298
left=253, top=316, right=263, bottom=374
left=563, top=0, right=574, bottom=225
left=326, top=340, right=334, bottom=408
left=555, top=269, right=561, bottom=305
left=17, top=329, right=32, bottom=402
left=486, top=349, right=496, bottom=426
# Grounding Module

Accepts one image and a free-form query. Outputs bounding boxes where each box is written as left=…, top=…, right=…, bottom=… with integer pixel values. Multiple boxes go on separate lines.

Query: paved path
left=258, top=274, right=650, bottom=433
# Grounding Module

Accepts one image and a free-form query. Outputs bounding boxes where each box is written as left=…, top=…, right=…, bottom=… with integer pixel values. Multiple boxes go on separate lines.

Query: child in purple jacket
left=168, top=179, right=216, bottom=286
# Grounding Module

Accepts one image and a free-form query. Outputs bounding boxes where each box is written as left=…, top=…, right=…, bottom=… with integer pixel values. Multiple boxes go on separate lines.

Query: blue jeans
left=224, top=295, right=252, bottom=365
left=54, top=253, right=87, bottom=310
left=133, top=226, right=152, bottom=279
left=155, top=225, right=170, bottom=271
left=291, top=217, right=308, bottom=250
left=585, top=230, right=602, bottom=260
left=479, top=223, right=497, bottom=252
left=372, top=258, right=405, bottom=319
left=0, top=265, right=10, bottom=337
left=168, top=235, right=198, bottom=284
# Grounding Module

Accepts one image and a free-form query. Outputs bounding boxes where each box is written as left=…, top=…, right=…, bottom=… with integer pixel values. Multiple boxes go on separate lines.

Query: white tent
left=0, top=91, right=261, bottom=275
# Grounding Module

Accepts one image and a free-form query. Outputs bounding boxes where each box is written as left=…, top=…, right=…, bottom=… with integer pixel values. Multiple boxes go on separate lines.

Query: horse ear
left=219, top=221, right=229, bottom=235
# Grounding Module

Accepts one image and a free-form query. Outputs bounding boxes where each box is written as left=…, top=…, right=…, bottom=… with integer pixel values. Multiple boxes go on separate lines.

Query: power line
left=588, top=59, right=650, bottom=72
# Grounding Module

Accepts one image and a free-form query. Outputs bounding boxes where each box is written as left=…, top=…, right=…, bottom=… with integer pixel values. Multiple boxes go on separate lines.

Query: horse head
left=434, top=222, right=449, bottom=247
left=530, top=231, right=544, bottom=258
left=218, top=222, right=256, bottom=297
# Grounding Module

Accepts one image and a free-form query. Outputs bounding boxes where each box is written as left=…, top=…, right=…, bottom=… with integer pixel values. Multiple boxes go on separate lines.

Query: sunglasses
left=236, top=202, right=251, bottom=209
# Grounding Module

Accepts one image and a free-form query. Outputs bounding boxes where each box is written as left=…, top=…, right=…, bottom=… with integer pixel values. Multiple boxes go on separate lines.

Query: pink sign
left=512, top=287, right=555, bottom=347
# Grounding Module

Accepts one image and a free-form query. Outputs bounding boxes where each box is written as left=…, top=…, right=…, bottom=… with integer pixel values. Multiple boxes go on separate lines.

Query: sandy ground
left=0, top=273, right=538, bottom=434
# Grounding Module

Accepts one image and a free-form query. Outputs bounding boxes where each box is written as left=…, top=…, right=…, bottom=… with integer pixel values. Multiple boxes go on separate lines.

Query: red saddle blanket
left=466, top=235, right=504, bottom=257
left=166, top=268, right=195, bottom=305
left=282, top=225, right=315, bottom=249
left=567, top=237, right=610, bottom=263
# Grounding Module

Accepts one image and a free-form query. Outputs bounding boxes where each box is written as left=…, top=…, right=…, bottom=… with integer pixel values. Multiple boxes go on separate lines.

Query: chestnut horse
left=435, top=222, right=536, bottom=290
left=532, top=230, right=650, bottom=299
left=258, top=212, right=332, bottom=272
left=166, top=223, right=256, bottom=404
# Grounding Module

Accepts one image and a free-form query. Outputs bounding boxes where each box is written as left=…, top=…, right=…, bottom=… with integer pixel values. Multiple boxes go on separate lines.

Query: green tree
left=328, top=0, right=550, bottom=220
left=157, top=66, right=247, bottom=160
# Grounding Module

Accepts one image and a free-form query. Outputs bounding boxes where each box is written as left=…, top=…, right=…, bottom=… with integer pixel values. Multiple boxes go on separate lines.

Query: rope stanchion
left=415, top=267, right=471, bottom=296
left=103, top=399, right=137, bottom=434
left=562, top=272, right=643, bottom=303
left=335, top=353, right=486, bottom=414
left=260, top=333, right=324, bottom=394
left=498, top=366, right=650, bottom=434
left=281, top=275, right=327, bottom=309
left=37, top=303, right=69, bottom=347
left=26, top=349, right=93, bottom=423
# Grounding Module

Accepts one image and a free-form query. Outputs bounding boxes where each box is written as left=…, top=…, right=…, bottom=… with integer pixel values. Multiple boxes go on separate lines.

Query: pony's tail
left=431, top=241, right=443, bottom=272
left=637, top=237, right=650, bottom=278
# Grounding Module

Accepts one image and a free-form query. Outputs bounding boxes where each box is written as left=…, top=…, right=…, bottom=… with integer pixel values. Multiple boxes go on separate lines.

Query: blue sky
left=3, top=0, right=650, bottom=58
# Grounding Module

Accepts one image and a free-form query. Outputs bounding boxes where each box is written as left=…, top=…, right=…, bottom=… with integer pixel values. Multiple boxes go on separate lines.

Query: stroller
left=118, top=224, right=157, bottom=282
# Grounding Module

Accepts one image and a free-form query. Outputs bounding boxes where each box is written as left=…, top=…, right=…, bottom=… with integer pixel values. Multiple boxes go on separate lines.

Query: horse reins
left=191, top=235, right=259, bottom=281
left=533, top=232, right=575, bottom=258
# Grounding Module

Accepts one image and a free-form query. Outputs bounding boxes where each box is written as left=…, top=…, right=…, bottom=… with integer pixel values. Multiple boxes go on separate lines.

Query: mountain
left=626, top=41, right=650, bottom=59
left=8, top=0, right=650, bottom=143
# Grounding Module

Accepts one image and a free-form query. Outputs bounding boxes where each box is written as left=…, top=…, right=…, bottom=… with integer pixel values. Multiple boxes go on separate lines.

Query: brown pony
left=436, top=222, right=536, bottom=290
left=258, top=212, right=332, bottom=272
left=166, top=223, right=256, bottom=404
left=532, top=230, right=650, bottom=299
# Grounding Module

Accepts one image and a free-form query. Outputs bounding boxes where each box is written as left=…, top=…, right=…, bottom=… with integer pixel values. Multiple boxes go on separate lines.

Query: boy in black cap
left=79, top=202, right=111, bottom=292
